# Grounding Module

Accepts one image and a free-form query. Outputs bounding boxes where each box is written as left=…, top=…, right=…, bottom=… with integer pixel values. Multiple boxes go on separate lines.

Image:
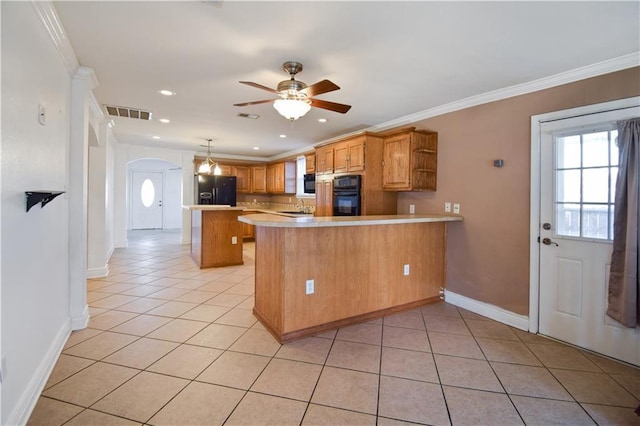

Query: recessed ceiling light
left=253, top=147, right=260, bottom=150
left=318, top=118, right=328, bottom=123
left=152, top=136, right=160, bottom=140
left=158, top=118, right=170, bottom=123
left=159, top=90, right=175, bottom=96
left=280, top=134, right=286, bottom=138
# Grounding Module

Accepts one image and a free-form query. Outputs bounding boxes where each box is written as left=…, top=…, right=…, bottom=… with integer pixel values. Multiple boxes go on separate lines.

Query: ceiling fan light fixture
left=273, top=98, right=311, bottom=120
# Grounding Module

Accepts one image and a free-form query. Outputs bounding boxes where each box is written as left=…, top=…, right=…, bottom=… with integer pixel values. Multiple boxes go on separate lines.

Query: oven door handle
left=334, top=191, right=359, bottom=196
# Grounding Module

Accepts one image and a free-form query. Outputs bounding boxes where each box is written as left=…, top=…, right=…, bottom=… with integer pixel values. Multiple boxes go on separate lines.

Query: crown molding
left=31, top=1, right=80, bottom=76
left=369, top=52, right=640, bottom=132
left=276, top=53, right=639, bottom=160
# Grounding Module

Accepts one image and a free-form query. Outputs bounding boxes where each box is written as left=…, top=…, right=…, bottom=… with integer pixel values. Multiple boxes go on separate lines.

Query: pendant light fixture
left=198, top=139, right=222, bottom=175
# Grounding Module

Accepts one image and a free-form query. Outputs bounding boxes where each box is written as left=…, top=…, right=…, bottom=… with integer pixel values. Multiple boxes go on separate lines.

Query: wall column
left=68, top=66, right=98, bottom=330
left=87, top=119, right=110, bottom=278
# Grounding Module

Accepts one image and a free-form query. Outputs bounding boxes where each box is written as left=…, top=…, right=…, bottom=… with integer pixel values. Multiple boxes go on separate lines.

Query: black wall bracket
left=25, top=191, right=65, bottom=212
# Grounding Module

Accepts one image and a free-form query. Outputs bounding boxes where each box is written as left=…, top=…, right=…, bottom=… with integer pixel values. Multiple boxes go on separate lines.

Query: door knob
left=542, top=237, right=559, bottom=246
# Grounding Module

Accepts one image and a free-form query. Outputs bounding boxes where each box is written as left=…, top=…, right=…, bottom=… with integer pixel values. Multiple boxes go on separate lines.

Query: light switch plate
left=444, top=202, right=451, bottom=213
left=453, top=203, right=460, bottom=214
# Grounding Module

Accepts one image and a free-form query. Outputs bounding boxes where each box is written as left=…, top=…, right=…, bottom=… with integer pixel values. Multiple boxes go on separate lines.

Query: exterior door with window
left=539, top=109, right=639, bottom=366
left=131, top=171, right=163, bottom=229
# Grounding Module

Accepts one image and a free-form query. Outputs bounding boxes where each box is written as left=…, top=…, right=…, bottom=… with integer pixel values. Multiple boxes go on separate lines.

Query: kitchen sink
left=277, top=211, right=310, bottom=215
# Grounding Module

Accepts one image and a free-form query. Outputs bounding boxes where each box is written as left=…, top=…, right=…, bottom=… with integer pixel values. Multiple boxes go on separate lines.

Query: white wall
left=1, top=2, right=73, bottom=423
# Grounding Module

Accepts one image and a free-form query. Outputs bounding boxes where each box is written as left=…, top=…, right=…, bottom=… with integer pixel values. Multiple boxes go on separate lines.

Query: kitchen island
left=185, top=205, right=246, bottom=268
left=239, top=213, right=463, bottom=342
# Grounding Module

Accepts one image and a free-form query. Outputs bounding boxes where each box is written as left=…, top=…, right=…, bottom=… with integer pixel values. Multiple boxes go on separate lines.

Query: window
left=554, top=127, right=618, bottom=240
left=296, top=155, right=312, bottom=197
left=140, top=178, right=155, bottom=208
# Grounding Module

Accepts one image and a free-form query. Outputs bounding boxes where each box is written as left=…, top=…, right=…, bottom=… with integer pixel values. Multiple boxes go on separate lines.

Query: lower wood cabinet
left=314, top=179, right=333, bottom=217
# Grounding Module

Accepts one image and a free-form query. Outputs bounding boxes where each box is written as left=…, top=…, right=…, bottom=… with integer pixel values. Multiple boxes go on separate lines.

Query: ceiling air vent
left=237, top=113, right=260, bottom=120
left=105, top=105, right=152, bottom=120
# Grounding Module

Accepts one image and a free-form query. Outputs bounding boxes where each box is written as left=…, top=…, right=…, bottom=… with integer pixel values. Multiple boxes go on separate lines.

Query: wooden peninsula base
left=188, top=206, right=245, bottom=268
left=239, top=214, right=462, bottom=342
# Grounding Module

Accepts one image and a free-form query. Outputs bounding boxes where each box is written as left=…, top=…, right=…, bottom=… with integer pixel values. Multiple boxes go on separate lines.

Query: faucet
left=297, top=198, right=306, bottom=213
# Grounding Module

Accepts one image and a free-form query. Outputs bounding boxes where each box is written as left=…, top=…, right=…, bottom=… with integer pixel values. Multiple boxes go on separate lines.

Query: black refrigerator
left=195, top=175, right=237, bottom=206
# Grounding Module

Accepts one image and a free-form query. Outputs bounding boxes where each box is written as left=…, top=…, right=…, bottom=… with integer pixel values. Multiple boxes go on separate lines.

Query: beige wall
left=398, top=67, right=640, bottom=315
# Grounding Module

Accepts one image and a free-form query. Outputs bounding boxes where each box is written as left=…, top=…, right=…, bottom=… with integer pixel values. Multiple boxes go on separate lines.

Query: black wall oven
left=333, top=175, right=361, bottom=216
left=303, top=173, right=316, bottom=194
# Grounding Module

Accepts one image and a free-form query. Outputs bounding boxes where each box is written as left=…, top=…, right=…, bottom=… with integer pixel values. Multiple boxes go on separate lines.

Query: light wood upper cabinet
left=316, top=146, right=334, bottom=175
left=305, top=154, right=316, bottom=174
left=382, top=130, right=437, bottom=191
left=233, top=165, right=251, bottom=193
left=334, top=137, right=365, bottom=173
left=267, top=161, right=296, bottom=194
left=216, top=164, right=233, bottom=176
left=252, top=166, right=267, bottom=193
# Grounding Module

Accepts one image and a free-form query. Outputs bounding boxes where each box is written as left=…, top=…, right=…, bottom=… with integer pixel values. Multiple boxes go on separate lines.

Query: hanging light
left=273, top=98, right=311, bottom=121
left=198, top=139, right=221, bottom=175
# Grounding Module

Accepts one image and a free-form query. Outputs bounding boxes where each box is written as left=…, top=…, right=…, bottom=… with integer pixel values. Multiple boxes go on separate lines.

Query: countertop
left=183, top=205, right=245, bottom=211
left=238, top=213, right=463, bottom=228
left=183, top=205, right=314, bottom=217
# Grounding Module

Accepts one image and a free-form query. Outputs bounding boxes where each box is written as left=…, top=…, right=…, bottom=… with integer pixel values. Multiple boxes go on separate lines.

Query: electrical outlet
left=403, top=264, right=410, bottom=276
left=409, top=204, right=415, bottom=214
left=444, top=202, right=451, bottom=213
left=231, top=236, right=237, bottom=244
left=306, top=279, right=314, bottom=295
left=453, top=203, right=461, bottom=214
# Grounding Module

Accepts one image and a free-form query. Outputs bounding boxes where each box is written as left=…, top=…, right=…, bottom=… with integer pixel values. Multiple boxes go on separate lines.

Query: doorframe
left=529, top=96, right=640, bottom=334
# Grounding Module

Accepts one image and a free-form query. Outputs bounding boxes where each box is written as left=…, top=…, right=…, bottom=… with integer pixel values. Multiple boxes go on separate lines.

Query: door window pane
left=141, top=179, right=155, bottom=208
left=582, top=132, right=609, bottom=167
left=556, top=203, right=580, bottom=237
left=556, top=135, right=581, bottom=169
left=611, top=130, right=619, bottom=166
left=556, top=170, right=580, bottom=202
left=582, top=168, right=609, bottom=203
left=554, top=128, right=616, bottom=240
left=583, top=204, right=609, bottom=239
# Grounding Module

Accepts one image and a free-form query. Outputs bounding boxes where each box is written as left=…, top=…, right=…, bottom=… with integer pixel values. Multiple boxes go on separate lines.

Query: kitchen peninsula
left=185, top=205, right=246, bottom=268
left=239, top=213, right=463, bottom=342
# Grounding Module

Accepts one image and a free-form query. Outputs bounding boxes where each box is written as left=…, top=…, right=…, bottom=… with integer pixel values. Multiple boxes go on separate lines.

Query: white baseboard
left=86, top=264, right=109, bottom=279
left=70, top=304, right=89, bottom=330
left=445, top=290, right=529, bottom=331
left=6, top=320, right=71, bottom=426
left=114, top=239, right=128, bottom=248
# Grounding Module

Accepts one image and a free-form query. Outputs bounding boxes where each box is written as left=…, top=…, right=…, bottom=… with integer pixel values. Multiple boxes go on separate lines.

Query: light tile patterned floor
left=28, top=230, right=640, bottom=425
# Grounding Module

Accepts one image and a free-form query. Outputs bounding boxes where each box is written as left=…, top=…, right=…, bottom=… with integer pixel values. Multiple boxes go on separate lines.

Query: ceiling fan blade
left=302, top=79, right=340, bottom=97
left=309, top=98, right=352, bottom=114
left=239, top=81, right=278, bottom=94
left=233, top=99, right=274, bottom=107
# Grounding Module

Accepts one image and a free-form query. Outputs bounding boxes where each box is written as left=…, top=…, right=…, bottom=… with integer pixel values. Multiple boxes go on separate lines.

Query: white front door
left=538, top=107, right=640, bottom=366
left=131, top=171, right=163, bottom=229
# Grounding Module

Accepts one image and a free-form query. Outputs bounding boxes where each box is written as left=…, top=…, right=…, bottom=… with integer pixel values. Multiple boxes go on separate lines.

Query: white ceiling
left=54, top=1, right=639, bottom=160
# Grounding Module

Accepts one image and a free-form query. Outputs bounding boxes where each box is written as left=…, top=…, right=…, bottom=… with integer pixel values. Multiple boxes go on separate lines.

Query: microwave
left=303, top=173, right=316, bottom=194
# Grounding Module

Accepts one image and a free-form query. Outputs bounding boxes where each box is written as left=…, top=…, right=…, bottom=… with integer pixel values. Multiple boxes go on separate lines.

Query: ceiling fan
left=234, top=61, right=351, bottom=120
